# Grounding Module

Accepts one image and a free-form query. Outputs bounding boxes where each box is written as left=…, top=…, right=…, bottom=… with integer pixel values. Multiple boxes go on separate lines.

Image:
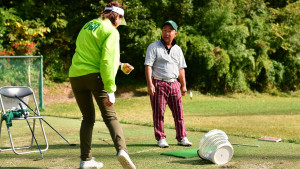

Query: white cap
left=104, top=6, right=126, bottom=25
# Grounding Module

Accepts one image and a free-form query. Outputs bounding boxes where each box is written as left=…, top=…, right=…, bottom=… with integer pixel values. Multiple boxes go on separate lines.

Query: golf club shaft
left=15, top=95, right=72, bottom=145
left=40, top=118, right=71, bottom=145
left=19, top=103, right=43, bottom=159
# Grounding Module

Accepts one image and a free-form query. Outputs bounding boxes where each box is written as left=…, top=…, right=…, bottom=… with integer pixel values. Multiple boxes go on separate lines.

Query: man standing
left=144, top=20, right=192, bottom=148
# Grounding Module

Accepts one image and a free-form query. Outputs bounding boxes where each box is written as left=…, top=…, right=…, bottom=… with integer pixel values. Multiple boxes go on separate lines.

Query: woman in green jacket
left=69, top=1, right=135, bottom=169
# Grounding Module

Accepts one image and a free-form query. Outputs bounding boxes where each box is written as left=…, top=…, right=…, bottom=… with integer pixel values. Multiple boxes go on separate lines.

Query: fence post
left=39, top=55, right=45, bottom=110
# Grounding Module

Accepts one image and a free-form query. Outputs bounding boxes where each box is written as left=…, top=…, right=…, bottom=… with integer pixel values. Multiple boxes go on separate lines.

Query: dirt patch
left=43, top=82, right=75, bottom=103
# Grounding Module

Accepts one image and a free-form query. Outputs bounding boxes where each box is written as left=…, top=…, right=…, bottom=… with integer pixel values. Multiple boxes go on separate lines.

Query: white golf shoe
left=117, top=149, right=136, bottom=169
left=178, top=137, right=192, bottom=146
left=80, top=157, right=103, bottom=169
left=158, top=138, right=169, bottom=148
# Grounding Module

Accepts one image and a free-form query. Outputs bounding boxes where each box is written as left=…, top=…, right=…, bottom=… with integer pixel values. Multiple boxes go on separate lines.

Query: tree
left=0, top=0, right=298, bottom=93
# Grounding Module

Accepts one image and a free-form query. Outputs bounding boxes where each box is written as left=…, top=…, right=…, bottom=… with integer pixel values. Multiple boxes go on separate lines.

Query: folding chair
left=0, top=86, right=48, bottom=157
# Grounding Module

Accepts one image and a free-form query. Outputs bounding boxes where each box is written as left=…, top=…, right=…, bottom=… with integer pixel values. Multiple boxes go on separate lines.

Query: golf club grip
left=18, top=102, right=26, bottom=118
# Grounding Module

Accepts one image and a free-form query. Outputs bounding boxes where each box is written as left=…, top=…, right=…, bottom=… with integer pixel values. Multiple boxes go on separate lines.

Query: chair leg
left=0, top=118, right=3, bottom=151
left=7, top=125, right=32, bottom=154
left=1, top=118, right=48, bottom=155
left=0, top=109, right=4, bottom=142
left=23, top=116, right=43, bottom=159
left=38, top=118, right=49, bottom=152
left=0, top=116, right=2, bottom=140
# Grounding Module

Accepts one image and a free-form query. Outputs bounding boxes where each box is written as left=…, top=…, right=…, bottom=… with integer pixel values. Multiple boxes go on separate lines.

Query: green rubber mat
left=160, top=148, right=199, bottom=158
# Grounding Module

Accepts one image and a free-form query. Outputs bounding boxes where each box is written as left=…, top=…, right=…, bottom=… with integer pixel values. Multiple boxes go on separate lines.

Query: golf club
left=15, top=95, right=76, bottom=146
left=19, top=102, right=44, bottom=159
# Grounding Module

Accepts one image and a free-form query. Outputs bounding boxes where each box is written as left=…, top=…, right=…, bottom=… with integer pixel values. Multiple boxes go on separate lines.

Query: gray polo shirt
left=144, top=40, right=187, bottom=79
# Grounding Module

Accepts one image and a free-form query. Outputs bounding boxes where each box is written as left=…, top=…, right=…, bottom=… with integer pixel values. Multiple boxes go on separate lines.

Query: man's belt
left=153, top=76, right=176, bottom=82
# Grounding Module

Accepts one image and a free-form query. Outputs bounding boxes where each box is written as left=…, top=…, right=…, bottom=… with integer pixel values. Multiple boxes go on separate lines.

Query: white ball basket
left=198, top=129, right=234, bottom=165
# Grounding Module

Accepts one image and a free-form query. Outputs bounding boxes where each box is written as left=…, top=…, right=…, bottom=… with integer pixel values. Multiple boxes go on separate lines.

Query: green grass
left=43, top=93, right=300, bottom=144
left=1, top=92, right=300, bottom=168
left=185, top=96, right=300, bottom=116
left=1, top=117, right=300, bottom=168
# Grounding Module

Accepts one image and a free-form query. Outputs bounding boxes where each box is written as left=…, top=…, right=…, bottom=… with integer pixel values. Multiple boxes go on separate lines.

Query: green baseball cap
left=163, top=20, right=178, bottom=32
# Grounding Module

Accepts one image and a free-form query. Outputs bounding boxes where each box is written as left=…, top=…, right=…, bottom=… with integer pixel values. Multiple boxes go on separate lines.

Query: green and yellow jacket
left=69, top=18, right=120, bottom=93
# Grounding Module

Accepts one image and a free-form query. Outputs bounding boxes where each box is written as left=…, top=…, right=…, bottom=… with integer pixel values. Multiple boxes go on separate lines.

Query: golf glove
left=107, top=92, right=115, bottom=103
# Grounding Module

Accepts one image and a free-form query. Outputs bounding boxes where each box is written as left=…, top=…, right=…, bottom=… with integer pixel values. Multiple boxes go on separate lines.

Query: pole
left=39, top=55, right=45, bottom=110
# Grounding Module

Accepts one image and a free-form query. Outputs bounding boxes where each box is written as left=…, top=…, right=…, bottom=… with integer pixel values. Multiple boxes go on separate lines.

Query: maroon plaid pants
left=150, top=78, right=187, bottom=142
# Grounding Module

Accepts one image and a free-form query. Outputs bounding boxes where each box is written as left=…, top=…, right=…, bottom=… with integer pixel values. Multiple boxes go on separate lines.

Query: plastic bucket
left=198, top=129, right=233, bottom=165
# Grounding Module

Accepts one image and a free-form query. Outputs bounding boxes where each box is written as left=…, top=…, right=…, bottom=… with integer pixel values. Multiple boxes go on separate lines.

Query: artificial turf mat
left=160, top=148, right=199, bottom=158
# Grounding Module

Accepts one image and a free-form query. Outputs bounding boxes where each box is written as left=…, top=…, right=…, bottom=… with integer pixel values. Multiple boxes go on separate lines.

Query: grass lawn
left=1, top=116, right=300, bottom=169
left=1, top=91, right=300, bottom=168
left=44, top=92, right=300, bottom=143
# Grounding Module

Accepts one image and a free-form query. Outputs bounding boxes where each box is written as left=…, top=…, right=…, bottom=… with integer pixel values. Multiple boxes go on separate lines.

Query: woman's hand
left=121, top=63, right=134, bottom=75
left=104, top=93, right=115, bottom=107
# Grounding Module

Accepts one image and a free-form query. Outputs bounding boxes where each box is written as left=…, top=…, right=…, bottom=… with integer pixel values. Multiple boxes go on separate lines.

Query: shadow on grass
left=48, top=144, right=79, bottom=149
left=127, top=143, right=158, bottom=147
left=169, top=158, right=212, bottom=165
left=29, top=143, right=158, bottom=151
left=169, top=154, right=300, bottom=166
left=49, top=142, right=191, bottom=149
left=48, top=143, right=158, bottom=149
left=234, top=154, right=300, bottom=160
left=0, top=167, right=42, bottom=169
